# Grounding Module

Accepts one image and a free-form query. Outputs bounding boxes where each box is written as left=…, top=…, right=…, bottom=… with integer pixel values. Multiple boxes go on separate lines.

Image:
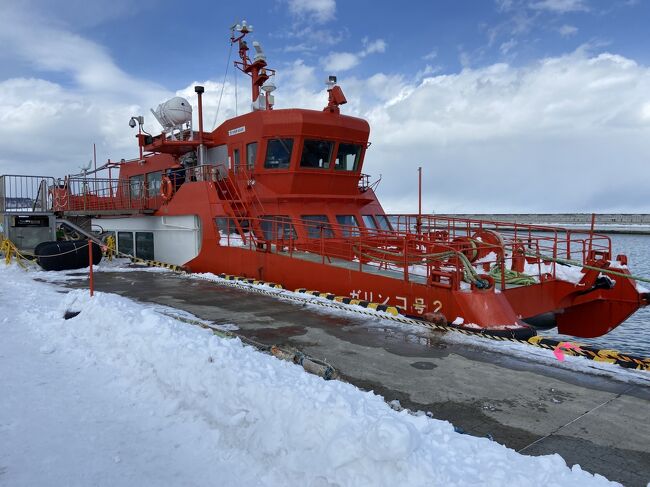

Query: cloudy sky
left=2, top=0, right=649, bottom=213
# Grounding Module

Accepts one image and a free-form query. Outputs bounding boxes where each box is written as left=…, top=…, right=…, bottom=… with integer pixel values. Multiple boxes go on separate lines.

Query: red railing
left=49, top=164, right=229, bottom=214
left=50, top=177, right=157, bottom=213
left=216, top=214, right=612, bottom=291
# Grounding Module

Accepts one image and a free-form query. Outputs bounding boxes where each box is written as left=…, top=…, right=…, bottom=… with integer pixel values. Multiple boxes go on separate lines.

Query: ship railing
left=217, top=214, right=613, bottom=291
left=217, top=215, right=470, bottom=288
left=388, top=213, right=612, bottom=264
left=50, top=177, right=156, bottom=213
left=0, top=175, right=56, bottom=213
left=161, top=164, right=250, bottom=183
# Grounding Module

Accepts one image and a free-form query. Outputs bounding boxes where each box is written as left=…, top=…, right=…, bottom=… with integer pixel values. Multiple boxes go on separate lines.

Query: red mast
left=231, top=21, right=276, bottom=110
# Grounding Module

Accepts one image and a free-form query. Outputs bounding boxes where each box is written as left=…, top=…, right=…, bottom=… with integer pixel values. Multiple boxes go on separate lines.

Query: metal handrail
left=0, top=175, right=56, bottom=213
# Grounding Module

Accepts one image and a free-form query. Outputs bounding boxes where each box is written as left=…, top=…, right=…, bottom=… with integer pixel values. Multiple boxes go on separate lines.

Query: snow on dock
left=0, top=264, right=621, bottom=486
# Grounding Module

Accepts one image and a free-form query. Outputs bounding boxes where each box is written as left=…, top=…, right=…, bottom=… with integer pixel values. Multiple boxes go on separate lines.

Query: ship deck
left=284, top=248, right=429, bottom=284
left=58, top=268, right=650, bottom=487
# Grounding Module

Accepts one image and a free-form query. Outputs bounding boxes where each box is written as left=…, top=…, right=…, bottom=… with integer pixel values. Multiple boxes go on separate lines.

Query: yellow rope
left=0, top=238, right=28, bottom=269
left=104, top=235, right=116, bottom=261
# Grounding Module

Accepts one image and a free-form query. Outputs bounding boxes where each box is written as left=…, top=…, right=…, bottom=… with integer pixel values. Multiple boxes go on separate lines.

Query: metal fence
left=0, top=175, right=55, bottom=213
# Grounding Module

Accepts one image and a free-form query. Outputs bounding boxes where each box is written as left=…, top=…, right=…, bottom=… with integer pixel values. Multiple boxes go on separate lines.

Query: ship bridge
left=207, top=108, right=371, bottom=198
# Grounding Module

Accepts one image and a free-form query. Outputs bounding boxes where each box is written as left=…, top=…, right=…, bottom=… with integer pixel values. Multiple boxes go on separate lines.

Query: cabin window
left=264, top=138, right=294, bottom=169
left=336, top=215, right=360, bottom=236
left=130, top=175, right=144, bottom=199
left=233, top=149, right=241, bottom=171
left=206, top=144, right=229, bottom=178
left=260, top=215, right=297, bottom=241
left=301, top=215, right=334, bottom=239
left=135, top=232, right=154, bottom=260
left=300, top=140, right=333, bottom=169
left=246, top=142, right=258, bottom=170
left=117, top=231, right=134, bottom=255
left=216, top=217, right=237, bottom=236
left=334, top=143, right=362, bottom=171
left=375, top=214, right=392, bottom=231
left=215, top=217, right=249, bottom=241
left=361, top=215, right=377, bottom=230
left=147, top=171, right=162, bottom=198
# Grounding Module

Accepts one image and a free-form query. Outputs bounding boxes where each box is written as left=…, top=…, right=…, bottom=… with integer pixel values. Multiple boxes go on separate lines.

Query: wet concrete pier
left=63, top=270, right=650, bottom=486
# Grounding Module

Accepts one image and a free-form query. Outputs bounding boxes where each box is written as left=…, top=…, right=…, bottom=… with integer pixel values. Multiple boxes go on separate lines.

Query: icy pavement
left=0, top=264, right=621, bottom=486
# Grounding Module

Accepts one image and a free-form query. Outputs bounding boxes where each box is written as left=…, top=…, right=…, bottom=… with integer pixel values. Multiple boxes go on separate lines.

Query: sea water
left=548, top=233, right=650, bottom=357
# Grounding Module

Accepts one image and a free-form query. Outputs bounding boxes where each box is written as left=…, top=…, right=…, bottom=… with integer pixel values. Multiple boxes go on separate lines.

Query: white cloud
left=322, top=52, right=360, bottom=72
left=529, top=0, right=589, bottom=13
left=0, top=77, right=160, bottom=175
left=423, top=49, right=438, bottom=61
left=496, top=0, right=515, bottom=11
left=322, top=38, right=387, bottom=73
left=0, top=5, right=171, bottom=176
left=558, top=24, right=578, bottom=36
left=361, top=38, right=387, bottom=55
left=500, top=38, right=518, bottom=55
left=359, top=49, right=650, bottom=212
left=275, top=25, right=344, bottom=53
left=286, top=0, right=336, bottom=23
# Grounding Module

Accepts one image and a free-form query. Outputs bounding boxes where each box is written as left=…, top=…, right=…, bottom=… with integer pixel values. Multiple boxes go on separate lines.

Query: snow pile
left=0, top=264, right=619, bottom=486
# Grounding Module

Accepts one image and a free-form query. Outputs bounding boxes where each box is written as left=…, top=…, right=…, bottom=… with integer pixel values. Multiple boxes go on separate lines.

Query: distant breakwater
left=440, top=214, right=650, bottom=234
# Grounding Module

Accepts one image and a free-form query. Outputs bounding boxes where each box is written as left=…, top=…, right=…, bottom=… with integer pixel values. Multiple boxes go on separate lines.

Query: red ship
left=49, top=22, right=648, bottom=339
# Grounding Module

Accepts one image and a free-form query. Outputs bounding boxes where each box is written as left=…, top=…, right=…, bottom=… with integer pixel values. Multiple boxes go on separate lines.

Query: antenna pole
left=417, top=166, right=422, bottom=235
left=93, top=142, right=97, bottom=194
left=231, top=21, right=274, bottom=109
left=195, top=86, right=205, bottom=164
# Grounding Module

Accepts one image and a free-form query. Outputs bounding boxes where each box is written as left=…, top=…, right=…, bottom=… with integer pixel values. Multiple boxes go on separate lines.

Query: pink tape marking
left=553, top=341, right=581, bottom=361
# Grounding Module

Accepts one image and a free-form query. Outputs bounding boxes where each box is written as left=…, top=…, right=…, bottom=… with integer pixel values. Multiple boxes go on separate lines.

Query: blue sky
left=21, top=0, right=648, bottom=89
left=1, top=0, right=650, bottom=212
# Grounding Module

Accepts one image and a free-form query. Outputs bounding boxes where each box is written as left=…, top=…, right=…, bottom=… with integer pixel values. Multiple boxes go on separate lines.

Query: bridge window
left=260, top=215, right=297, bottom=241
left=264, top=138, right=294, bottom=169
left=130, top=175, right=144, bottom=199
left=300, top=139, right=333, bottom=169
left=147, top=171, right=162, bottom=198
left=361, top=215, right=377, bottom=230
left=246, top=142, right=258, bottom=170
left=336, top=215, right=360, bottom=236
left=334, top=143, right=362, bottom=171
left=375, top=215, right=392, bottom=231
left=301, top=215, right=334, bottom=239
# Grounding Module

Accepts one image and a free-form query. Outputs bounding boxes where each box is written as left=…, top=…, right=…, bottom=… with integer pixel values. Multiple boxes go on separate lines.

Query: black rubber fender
left=35, top=240, right=102, bottom=271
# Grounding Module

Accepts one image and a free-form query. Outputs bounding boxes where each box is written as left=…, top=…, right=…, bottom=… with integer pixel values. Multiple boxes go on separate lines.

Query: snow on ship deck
left=51, top=264, right=650, bottom=487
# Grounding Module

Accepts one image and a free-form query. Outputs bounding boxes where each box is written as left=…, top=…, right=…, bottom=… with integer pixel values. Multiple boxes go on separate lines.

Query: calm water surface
left=547, top=233, right=650, bottom=357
